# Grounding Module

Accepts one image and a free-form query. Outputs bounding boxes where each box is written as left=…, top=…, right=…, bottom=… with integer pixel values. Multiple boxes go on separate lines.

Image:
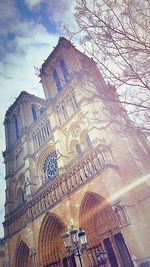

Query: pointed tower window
left=62, top=103, right=68, bottom=119
left=86, top=134, right=92, bottom=147
left=75, top=143, right=82, bottom=155
left=72, top=94, right=78, bottom=109
left=53, top=69, right=62, bottom=92
left=32, top=105, right=37, bottom=122
left=17, top=188, right=25, bottom=206
left=60, top=59, right=69, bottom=82
left=40, top=106, right=44, bottom=115
left=14, top=115, right=19, bottom=140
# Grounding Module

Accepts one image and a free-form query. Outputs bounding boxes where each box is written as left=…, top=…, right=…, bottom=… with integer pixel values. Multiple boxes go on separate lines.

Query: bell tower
left=40, top=37, right=105, bottom=99
left=3, top=91, right=46, bottom=216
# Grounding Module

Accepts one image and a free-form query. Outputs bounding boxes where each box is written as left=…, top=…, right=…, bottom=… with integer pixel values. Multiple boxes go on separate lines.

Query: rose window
left=43, top=150, right=58, bottom=179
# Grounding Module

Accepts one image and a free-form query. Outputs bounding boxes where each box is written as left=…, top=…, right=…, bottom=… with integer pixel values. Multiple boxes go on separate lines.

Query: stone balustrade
left=4, top=144, right=117, bottom=238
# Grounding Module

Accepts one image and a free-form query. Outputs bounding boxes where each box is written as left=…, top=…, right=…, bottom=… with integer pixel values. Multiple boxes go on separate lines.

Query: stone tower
left=3, top=37, right=150, bottom=267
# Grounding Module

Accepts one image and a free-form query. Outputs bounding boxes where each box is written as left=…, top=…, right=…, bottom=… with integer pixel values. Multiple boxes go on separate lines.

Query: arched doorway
left=38, top=212, right=71, bottom=267
left=79, top=192, right=133, bottom=267
left=15, top=240, right=32, bottom=267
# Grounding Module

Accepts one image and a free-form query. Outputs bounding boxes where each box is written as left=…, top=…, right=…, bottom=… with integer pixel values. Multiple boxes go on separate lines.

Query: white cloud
left=0, top=0, right=19, bottom=56
left=0, top=0, right=19, bottom=26
left=24, top=0, right=42, bottom=9
left=46, top=0, right=77, bottom=30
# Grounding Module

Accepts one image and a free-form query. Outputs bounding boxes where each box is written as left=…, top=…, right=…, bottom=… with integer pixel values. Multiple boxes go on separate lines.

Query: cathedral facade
left=3, top=37, right=150, bottom=267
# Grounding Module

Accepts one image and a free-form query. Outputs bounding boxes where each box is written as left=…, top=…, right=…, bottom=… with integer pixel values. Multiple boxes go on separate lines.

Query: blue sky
left=0, top=0, right=78, bottom=237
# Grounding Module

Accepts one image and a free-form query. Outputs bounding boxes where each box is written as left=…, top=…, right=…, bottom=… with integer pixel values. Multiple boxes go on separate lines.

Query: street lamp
left=61, top=226, right=88, bottom=267
left=29, top=248, right=37, bottom=267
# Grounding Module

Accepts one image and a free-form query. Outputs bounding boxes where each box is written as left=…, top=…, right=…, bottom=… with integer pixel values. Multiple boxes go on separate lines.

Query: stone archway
left=79, top=192, right=120, bottom=267
left=15, top=240, right=32, bottom=267
left=38, top=212, right=66, bottom=267
left=79, top=192, right=119, bottom=246
left=79, top=192, right=134, bottom=267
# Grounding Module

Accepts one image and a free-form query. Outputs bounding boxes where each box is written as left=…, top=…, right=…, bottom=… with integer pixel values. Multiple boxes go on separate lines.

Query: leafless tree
left=65, top=0, right=150, bottom=135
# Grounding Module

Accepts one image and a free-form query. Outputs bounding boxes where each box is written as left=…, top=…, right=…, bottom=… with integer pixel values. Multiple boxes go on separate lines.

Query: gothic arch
left=17, top=187, right=25, bottom=206
left=60, top=58, right=69, bottom=82
left=14, top=173, right=26, bottom=208
left=80, top=129, right=92, bottom=149
left=31, top=104, right=37, bottom=122
left=66, top=121, right=87, bottom=151
left=15, top=173, right=25, bottom=194
left=15, top=173, right=25, bottom=187
left=15, top=240, right=32, bottom=267
left=79, top=192, right=121, bottom=267
left=79, top=191, right=119, bottom=246
left=38, top=212, right=66, bottom=266
left=79, top=192, right=134, bottom=267
left=69, top=139, right=82, bottom=155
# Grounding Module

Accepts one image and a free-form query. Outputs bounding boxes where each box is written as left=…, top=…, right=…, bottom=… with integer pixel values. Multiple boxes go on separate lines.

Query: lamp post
left=30, top=248, right=37, bottom=267
left=61, top=226, right=88, bottom=267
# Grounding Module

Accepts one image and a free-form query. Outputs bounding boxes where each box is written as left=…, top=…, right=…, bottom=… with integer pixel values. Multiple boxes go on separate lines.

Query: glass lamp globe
left=78, top=228, right=88, bottom=246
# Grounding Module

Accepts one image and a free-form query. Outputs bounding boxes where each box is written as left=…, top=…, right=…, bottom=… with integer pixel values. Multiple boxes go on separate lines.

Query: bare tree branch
left=64, top=0, right=150, bottom=135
